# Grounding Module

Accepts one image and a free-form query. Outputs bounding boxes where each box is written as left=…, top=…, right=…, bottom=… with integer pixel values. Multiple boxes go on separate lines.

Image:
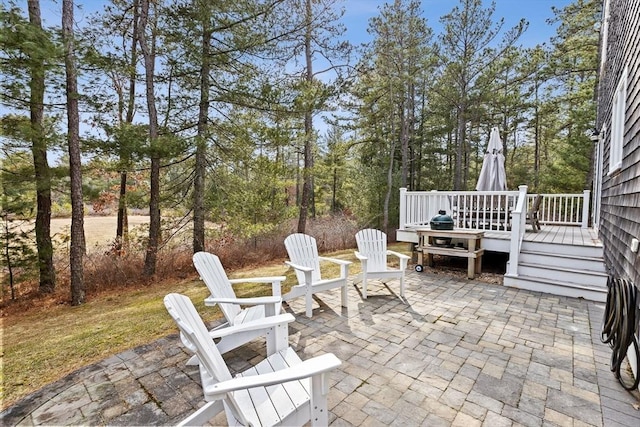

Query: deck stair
left=504, top=240, right=607, bottom=302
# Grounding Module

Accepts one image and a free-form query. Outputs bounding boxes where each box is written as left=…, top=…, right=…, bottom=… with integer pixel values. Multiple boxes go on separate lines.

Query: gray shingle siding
left=596, top=0, right=640, bottom=286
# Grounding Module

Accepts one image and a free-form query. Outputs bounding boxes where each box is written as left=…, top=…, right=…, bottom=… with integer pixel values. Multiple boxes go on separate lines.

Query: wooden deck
left=524, top=225, right=601, bottom=246
left=398, top=189, right=608, bottom=301
left=482, top=225, right=602, bottom=251
left=399, top=224, right=602, bottom=253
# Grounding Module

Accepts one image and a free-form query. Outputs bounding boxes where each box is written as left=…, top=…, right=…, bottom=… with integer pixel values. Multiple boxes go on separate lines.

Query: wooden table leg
left=467, top=258, right=475, bottom=279
left=475, top=255, right=482, bottom=274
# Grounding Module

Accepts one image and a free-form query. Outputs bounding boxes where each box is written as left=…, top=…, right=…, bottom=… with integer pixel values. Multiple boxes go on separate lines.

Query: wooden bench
left=413, top=229, right=485, bottom=279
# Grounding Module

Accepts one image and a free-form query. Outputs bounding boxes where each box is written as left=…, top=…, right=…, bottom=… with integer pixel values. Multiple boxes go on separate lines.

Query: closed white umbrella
left=476, top=127, right=507, bottom=191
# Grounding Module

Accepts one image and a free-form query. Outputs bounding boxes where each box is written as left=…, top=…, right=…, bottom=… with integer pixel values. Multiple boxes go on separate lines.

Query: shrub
left=0, top=213, right=361, bottom=310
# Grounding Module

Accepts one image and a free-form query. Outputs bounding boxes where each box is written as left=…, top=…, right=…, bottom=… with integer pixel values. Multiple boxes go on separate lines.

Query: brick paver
left=2, top=271, right=639, bottom=426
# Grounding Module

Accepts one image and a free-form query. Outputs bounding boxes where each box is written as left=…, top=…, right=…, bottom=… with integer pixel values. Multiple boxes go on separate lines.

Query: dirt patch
left=412, top=251, right=507, bottom=285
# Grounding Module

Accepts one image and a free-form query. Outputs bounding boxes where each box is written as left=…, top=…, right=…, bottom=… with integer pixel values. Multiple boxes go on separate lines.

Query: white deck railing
left=399, top=188, right=591, bottom=231
left=529, top=191, right=591, bottom=227
left=399, top=189, right=519, bottom=231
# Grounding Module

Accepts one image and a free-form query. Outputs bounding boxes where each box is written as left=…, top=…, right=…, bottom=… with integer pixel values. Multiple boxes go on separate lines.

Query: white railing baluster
left=570, top=196, right=575, bottom=224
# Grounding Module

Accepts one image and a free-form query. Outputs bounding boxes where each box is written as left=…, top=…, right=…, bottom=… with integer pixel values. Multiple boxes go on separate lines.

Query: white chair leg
left=340, top=264, right=349, bottom=307
left=306, top=289, right=313, bottom=318
left=362, top=273, right=368, bottom=299
left=340, top=281, right=349, bottom=308
left=309, top=372, right=330, bottom=426
left=266, top=322, right=289, bottom=355
left=341, top=282, right=348, bottom=308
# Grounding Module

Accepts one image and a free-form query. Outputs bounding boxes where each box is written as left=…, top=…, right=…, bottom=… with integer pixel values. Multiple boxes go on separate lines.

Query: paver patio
left=2, top=270, right=639, bottom=426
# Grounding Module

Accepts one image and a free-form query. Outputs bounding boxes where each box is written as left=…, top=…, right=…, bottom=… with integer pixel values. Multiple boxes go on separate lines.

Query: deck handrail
left=399, top=188, right=591, bottom=231
left=525, top=190, right=590, bottom=227
left=507, top=185, right=528, bottom=276
left=399, top=189, right=519, bottom=231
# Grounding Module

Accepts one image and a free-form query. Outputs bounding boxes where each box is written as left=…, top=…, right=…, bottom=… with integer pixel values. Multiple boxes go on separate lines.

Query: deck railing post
left=507, top=185, right=528, bottom=277
left=582, top=190, right=590, bottom=229
left=399, top=188, right=407, bottom=230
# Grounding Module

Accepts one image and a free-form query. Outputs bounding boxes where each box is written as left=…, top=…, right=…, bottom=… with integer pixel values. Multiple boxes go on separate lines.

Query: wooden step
left=517, top=262, right=608, bottom=287
left=518, top=251, right=607, bottom=274
left=521, top=241, right=603, bottom=258
left=503, top=274, right=607, bottom=302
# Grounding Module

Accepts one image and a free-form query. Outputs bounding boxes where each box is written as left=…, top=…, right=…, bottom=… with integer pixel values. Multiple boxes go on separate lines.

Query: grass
left=1, top=276, right=208, bottom=410
left=1, top=246, right=412, bottom=410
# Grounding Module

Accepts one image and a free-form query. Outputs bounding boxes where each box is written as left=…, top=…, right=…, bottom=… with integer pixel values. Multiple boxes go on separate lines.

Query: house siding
left=596, top=0, right=640, bottom=287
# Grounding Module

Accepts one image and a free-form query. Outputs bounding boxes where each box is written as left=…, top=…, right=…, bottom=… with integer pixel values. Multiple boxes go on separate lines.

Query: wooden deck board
left=526, top=225, right=601, bottom=246
left=481, top=225, right=602, bottom=248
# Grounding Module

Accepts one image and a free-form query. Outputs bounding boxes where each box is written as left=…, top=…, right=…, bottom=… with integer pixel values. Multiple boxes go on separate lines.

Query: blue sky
left=343, top=0, right=573, bottom=47
left=38, top=0, right=574, bottom=49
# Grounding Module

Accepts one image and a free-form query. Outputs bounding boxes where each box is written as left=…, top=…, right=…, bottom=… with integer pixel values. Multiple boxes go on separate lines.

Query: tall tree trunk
left=331, top=165, right=337, bottom=213
left=297, top=0, right=314, bottom=234
left=454, top=103, right=466, bottom=190
left=115, top=0, right=140, bottom=254
left=116, top=171, right=128, bottom=252
left=400, top=101, right=409, bottom=189
left=27, top=0, right=55, bottom=294
left=383, top=138, right=396, bottom=234
left=383, top=78, right=396, bottom=233
left=138, top=0, right=160, bottom=276
left=400, top=79, right=415, bottom=189
left=193, top=9, right=212, bottom=254
left=533, top=79, right=540, bottom=192
left=62, top=0, right=85, bottom=305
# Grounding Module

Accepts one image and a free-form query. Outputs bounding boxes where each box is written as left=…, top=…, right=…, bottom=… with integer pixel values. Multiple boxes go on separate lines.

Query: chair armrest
left=204, top=353, right=341, bottom=399
left=228, top=276, right=286, bottom=285
left=284, top=260, right=314, bottom=273
left=354, top=251, right=367, bottom=261
left=208, top=313, right=295, bottom=339
left=204, top=295, right=281, bottom=306
left=387, top=250, right=410, bottom=260
left=387, top=250, right=409, bottom=270
left=319, top=256, right=350, bottom=279
left=229, top=276, right=284, bottom=297
left=318, top=256, right=352, bottom=266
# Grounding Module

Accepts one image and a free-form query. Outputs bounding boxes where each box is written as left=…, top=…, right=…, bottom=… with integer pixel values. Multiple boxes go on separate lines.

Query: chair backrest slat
left=284, top=233, right=322, bottom=283
left=164, top=293, right=249, bottom=424
left=164, top=294, right=233, bottom=382
left=356, top=229, right=388, bottom=271
left=193, top=252, right=241, bottom=323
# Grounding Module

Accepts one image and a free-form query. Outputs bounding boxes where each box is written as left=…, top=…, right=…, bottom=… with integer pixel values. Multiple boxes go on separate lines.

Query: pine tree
left=437, top=0, right=526, bottom=190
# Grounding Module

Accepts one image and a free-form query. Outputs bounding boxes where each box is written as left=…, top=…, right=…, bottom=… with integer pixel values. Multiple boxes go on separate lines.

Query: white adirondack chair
left=164, top=293, right=341, bottom=427
left=283, top=233, right=351, bottom=318
left=192, top=251, right=290, bottom=357
left=354, top=229, right=410, bottom=300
